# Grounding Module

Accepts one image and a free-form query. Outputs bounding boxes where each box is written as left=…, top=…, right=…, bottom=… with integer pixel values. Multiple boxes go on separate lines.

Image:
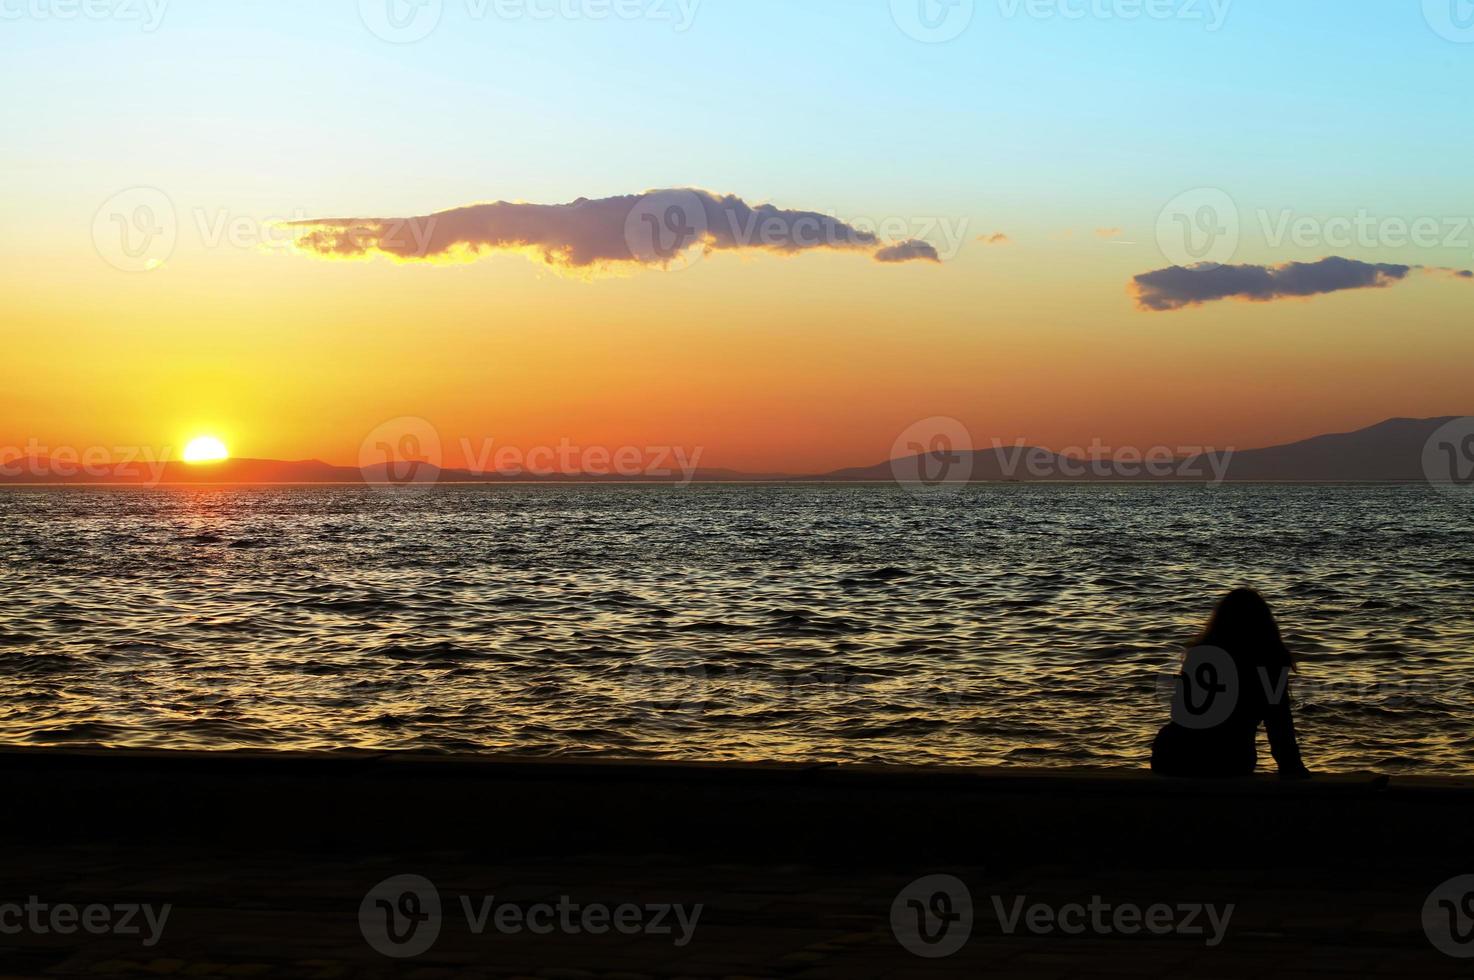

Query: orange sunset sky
left=4, top=3, right=1471, bottom=475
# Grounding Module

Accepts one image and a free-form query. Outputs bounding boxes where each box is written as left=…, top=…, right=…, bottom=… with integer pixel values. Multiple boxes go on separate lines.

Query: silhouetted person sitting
left=1152, top=588, right=1311, bottom=780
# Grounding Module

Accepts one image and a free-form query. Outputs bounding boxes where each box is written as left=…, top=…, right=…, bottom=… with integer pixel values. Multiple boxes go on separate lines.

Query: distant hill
left=1179, top=417, right=1461, bottom=482
left=0, top=417, right=1464, bottom=484
left=814, top=417, right=1467, bottom=483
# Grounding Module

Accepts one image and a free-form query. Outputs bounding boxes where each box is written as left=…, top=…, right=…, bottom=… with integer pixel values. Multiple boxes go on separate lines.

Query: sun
left=182, top=436, right=230, bottom=464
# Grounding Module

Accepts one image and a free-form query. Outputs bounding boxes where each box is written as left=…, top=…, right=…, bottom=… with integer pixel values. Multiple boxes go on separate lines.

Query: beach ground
left=1, top=749, right=1469, bottom=977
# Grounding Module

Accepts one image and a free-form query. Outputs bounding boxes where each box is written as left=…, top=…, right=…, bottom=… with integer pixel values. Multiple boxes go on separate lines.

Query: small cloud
left=977, top=232, right=1011, bottom=245
left=1095, top=227, right=1123, bottom=239
left=875, top=239, right=940, bottom=263
left=1131, top=256, right=1471, bottom=312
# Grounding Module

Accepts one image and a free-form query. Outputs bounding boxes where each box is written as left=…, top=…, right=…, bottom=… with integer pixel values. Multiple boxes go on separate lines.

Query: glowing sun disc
left=182, top=436, right=230, bottom=464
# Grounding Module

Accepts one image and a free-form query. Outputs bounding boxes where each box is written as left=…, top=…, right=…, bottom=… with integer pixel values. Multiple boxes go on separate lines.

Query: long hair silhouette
left=1192, top=588, right=1295, bottom=669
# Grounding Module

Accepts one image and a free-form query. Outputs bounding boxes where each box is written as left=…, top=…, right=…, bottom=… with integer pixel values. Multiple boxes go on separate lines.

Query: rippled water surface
left=1, top=485, right=1472, bottom=772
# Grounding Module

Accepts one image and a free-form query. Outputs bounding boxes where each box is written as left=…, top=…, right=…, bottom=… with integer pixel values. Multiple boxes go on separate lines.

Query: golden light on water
left=182, top=436, right=230, bottom=464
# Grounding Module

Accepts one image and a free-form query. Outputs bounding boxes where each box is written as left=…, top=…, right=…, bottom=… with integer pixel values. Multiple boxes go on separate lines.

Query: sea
left=1, top=484, right=1471, bottom=773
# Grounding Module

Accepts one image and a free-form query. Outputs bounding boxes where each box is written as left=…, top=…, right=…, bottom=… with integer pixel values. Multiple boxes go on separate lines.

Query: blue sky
left=6, top=0, right=1471, bottom=237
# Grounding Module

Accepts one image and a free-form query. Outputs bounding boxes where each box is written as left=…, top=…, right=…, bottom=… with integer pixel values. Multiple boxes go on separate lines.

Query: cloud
left=286, top=189, right=941, bottom=271
left=977, top=232, right=1011, bottom=245
left=1095, top=227, right=1123, bottom=239
left=875, top=239, right=940, bottom=263
left=1129, top=256, right=1474, bottom=312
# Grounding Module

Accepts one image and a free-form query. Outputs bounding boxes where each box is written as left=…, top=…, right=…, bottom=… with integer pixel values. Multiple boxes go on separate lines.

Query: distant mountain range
left=0, top=417, right=1465, bottom=485
left=821, top=417, right=1466, bottom=484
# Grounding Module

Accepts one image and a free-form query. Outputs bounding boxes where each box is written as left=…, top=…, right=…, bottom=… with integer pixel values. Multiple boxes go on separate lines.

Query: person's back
left=1151, top=589, right=1311, bottom=779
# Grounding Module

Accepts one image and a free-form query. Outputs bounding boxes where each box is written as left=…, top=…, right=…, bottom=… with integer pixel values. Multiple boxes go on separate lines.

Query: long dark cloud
left=286, top=190, right=941, bottom=270
left=1132, top=256, right=1472, bottom=312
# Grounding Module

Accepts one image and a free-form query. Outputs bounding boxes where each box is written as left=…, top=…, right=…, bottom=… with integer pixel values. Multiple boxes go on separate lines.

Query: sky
left=3, top=0, right=1472, bottom=473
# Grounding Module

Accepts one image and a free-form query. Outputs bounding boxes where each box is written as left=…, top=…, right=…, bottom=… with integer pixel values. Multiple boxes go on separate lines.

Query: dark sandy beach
left=1, top=747, right=1471, bottom=976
